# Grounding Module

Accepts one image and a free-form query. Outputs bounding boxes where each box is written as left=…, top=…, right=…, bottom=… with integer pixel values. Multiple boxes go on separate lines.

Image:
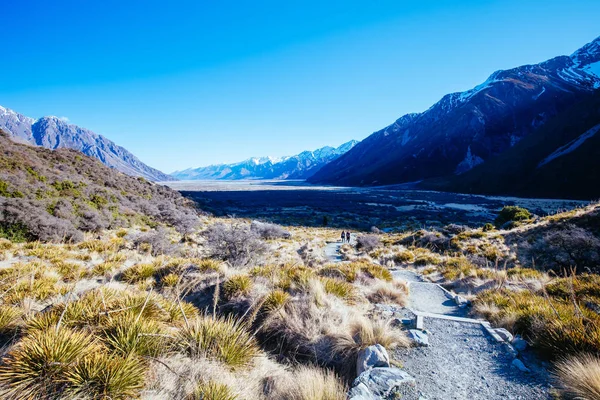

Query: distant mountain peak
left=172, top=140, right=358, bottom=180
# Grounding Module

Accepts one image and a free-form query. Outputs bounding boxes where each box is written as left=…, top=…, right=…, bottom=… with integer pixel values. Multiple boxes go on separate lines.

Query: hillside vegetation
left=0, top=131, right=198, bottom=242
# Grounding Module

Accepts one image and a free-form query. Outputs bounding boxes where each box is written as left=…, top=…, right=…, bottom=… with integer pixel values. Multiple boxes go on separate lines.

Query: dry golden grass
left=277, top=366, right=347, bottom=400
left=367, top=281, right=408, bottom=306
left=555, top=354, right=600, bottom=400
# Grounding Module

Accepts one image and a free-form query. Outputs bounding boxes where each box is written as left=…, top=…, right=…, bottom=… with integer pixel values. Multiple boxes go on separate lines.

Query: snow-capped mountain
left=0, top=106, right=174, bottom=182
left=309, top=36, right=600, bottom=199
left=172, top=140, right=358, bottom=180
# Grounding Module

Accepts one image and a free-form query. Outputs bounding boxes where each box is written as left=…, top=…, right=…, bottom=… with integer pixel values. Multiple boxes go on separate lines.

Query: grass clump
left=321, top=278, right=356, bottom=302
left=393, top=250, right=415, bottom=264
left=65, top=352, right=146, bottom=400
left=121, top=263, right=157, bottom=284
left=101, top=314, right=170, bottom=357
left=177, top=315, right=258, bottom=368
left=555, top=353, right=600, bottom=400
left=0, top=328, right=98, bottom=399
left=187, top=381, right=238, bottom=400
left=222, top=275, right=253, bottom=299
left=282, top=366, right=347, bottom=400
left=367, top=281, right=408, bottom=306
left=262, top=289, right=290, bottom=313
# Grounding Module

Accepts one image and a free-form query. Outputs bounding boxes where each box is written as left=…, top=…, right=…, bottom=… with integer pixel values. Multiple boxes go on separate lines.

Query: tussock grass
left=65, top=352, right=146, bottom=400
left=320, top=278, right=356, bottom=302
left=393, top=250, right=415, bottom=264
left=262, top=289, right=290, bottom=313
left=177, top=315, right=258, bottom=368
left=0, top=306, right=23, bottom=336
left=329, top=318, right=409, bottom=375
left=280, top=366, right=347, bottom=400
left=476, top=288, right=600, bottom=358
left=78, top=239, right=118, bottom=254
left=102, top=314, right=170, bottom=357
left=91, top=261, right=119, bottom=277
left=555, top=353, right=600, bottom=400
left=188, top=381, right=238, bottom=400
left=53, top=260, right=84, bottom=281
left=367, top=281, right=408, bottom=306
left=0, top=328, right=99, bottom=399
left=223, top=275, right=253, bottom=299
left=121, top=262, right=157, bottom=284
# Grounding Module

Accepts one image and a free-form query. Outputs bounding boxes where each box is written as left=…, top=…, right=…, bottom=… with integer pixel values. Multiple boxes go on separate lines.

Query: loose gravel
left=393, top=317, right=550, bottom=400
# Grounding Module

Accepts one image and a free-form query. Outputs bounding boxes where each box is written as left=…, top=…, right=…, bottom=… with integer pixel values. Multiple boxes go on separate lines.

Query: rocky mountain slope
left=172, top=140, right=357, bottom=180
left=309, top=36, right=600, bottom=198
left=0, top=105, right=174, bottom=182
left=0, top=130, right=197, bottom=242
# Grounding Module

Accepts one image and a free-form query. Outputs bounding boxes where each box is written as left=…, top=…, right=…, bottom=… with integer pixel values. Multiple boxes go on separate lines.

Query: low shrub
left=203, top=222, right=267, bottom=268
left=355, top=235, right=381, bottom=253
left=250, top=221, right=291, bottom=240
left=494, top=206, right=532, bottom=228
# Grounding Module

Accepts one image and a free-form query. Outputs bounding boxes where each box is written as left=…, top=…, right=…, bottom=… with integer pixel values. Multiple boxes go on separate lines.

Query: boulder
left=352, top=367, right=418, bottom=400
left=356, top=344, right=390, bottom=375
left=494, top=328, right=514, bottom=343
left=408, top=329, right=429, bottom=347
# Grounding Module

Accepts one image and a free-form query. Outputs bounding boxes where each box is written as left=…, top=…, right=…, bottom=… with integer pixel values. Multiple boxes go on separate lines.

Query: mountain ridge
left=308, top=36, right=600, bottom=195
left=172, top=140, right=358, bottom=180
left=0, top=105, right=174, bottom=182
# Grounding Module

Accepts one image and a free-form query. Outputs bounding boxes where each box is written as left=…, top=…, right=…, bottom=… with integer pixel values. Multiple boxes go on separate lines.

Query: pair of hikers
left=340, top=230, right=351, bottom=243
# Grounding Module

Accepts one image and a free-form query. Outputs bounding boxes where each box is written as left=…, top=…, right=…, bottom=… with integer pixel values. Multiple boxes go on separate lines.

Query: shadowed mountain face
left=172, top=140, right=358, bottom=180
left=0, top=106, right=174, bottom=182
left=309, top=36, right=600, bottom=197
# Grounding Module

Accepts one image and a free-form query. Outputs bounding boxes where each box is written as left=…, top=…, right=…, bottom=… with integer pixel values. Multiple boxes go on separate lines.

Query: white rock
left=408, top=329, right=429, bottom=347
left=454, top=294, right=470, bottom=308
left=511, top=358, right=530, bottom=373
left=352, top=367, right=418, bottom=399
left=356, top=344, right=390, bottom=375
left=494, top=328, right=514, bottom=343
left=347, top=382, right=374, bottom=399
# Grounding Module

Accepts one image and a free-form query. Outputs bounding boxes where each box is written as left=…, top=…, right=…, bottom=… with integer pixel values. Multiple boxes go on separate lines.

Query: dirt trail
left=391, top=269, right=551, bottom=399
left=322, top=243, right=551, bottom=399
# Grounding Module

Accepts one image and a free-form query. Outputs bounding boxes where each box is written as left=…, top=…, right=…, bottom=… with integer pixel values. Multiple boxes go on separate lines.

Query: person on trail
left=346, top=231, right=351, bottom=244
left=341, top=230, right=346, bottom=243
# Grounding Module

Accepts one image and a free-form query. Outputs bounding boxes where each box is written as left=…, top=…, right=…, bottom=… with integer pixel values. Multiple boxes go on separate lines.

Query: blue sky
left=2, top=0, right=599, bottom=172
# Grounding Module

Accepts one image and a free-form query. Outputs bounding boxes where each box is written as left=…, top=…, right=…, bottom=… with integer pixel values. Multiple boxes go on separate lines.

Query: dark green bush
left=495, top=206, right=532, bottom=228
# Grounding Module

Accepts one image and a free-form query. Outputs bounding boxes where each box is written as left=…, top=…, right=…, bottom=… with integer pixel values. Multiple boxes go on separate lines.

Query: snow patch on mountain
left=538, top=123, right=600, bottom=168
left=455, top=146, right=484, bottom=174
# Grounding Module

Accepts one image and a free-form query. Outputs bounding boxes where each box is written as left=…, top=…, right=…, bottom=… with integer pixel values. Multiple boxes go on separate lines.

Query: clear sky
left=2, top=0, right=599, bottom=172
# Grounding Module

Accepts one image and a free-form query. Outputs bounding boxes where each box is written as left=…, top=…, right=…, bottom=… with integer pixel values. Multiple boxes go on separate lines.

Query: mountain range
left=0, top=105, right=174, bottom=182
left=171, top=140, right=358, bottom=180
left=309, top=36, right=600, bottom=199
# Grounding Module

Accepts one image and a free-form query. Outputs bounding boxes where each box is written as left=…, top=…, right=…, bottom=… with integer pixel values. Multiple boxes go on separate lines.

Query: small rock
left=408, top=329, right=429, bottom=347
left=454, top=294, right=470, bottom=308
left=512, top=335, right=528, bottom=352
left=356, top=344, right=390, bottom=375
left=511, top=358, right=531, bottom=373
left=352, top=367, right=418, bottom=399
left=494, top=328, right=514, bottom=343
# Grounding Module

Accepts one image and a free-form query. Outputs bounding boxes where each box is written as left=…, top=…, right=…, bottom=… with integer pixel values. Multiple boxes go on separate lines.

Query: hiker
left=341, top=230, right=346, bottom=243
left=346, top=231, right=351, bottom=244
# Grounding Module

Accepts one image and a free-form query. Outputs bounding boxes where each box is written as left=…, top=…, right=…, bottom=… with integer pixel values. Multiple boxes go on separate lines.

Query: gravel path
left=393, top=317, right=550, bottom=400
left=408, top=282, right=468, bottom=318
left=324, top=241, right=343, bottom=263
